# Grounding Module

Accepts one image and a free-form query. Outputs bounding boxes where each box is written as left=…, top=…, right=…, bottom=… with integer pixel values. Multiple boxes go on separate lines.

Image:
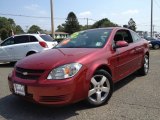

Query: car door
left=112, top=29, right=137, bottom=81
left=13, top=36, right=30, bottom=60
left=0, top=37, right=15, bottom=62
left=131, top=31, right=144, bottom=69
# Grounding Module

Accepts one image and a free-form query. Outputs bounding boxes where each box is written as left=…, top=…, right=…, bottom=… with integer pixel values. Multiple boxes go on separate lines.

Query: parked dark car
left=8, top=27, right=149, bottom=107
left=145, top=37, right=160, bottom=49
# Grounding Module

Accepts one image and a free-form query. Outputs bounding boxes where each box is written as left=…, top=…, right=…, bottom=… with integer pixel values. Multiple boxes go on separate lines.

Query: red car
left=8, top=27, right=149, bottom=107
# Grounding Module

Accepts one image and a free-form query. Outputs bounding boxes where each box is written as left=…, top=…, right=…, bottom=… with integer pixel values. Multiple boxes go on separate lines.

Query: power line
left=0, top=12, right=65, bottom=19
left=0, top=12, right=50, bottom=19
left=0, top=12, right=98, bottom=22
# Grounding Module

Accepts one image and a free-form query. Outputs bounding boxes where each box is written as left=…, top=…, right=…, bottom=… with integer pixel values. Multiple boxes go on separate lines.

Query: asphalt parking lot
left=0, top=50, right=160, bottom=120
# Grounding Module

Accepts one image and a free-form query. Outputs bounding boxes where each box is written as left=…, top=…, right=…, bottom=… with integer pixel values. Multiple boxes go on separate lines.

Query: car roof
left=11, top=34, right=47, bottom=37
left=81, top=27, right=132, bottom=32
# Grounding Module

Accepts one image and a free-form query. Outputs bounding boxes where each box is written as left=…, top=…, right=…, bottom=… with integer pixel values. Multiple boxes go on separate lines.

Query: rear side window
left=30, top=36, right=38, bottom=42
left=40, top=35, right=55, bottom=42
left=14, top=36, right=29, bottom=44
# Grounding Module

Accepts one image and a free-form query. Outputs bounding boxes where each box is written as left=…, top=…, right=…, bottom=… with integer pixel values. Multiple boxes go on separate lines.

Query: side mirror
left=114, top=40, right=129, bottom=49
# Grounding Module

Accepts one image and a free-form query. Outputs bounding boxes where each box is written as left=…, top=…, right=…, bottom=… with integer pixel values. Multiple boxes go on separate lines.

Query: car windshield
left=40, top=35, right=56, bottom=42
left=56, top=29, right=112, bottom=48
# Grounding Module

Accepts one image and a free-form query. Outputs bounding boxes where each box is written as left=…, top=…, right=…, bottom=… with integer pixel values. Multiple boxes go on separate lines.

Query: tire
left=153, top=44, right=160, bottom=49
left=138, top=55, right=149, bottom=76
left=10, top=62, right=16, bottom=65
left=86, top=69, right=113, bottom=107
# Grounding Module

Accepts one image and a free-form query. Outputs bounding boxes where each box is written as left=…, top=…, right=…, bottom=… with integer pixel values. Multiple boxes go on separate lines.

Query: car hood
left=16, top=48, right=99, bottom=70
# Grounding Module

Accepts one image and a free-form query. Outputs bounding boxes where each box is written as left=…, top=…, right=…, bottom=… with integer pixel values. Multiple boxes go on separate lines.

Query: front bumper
left=8, top=67, right=88, bottom=105
left=8, top=76, right=76, bottom=105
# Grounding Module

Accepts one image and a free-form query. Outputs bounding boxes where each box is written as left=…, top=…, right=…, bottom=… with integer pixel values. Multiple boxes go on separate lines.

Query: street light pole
left=87, top=18, right=88, bottom=29
left=151, top=0, right=153, bottom=37
left=50, top=0, right=54, bottom=38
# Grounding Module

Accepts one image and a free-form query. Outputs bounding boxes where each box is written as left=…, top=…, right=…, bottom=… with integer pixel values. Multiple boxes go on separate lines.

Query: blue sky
left=0, top=0, right=160, bottom=32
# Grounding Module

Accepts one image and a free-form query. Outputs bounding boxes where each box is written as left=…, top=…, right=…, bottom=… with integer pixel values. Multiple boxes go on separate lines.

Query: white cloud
left=79, top=11, right=92, bottom=18
left=23, top=4, right=50, bottom=30
left=25, top=4, right=40, bottom=11
left=25, top=4, right=48, bottom=16
left=121, top=9, right=139, bottom=15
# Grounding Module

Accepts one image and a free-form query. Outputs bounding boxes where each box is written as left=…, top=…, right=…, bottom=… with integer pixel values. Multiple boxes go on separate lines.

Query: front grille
left=15, top=67, right=44, bottom=80
left=39, top=95, right=68, bottom=102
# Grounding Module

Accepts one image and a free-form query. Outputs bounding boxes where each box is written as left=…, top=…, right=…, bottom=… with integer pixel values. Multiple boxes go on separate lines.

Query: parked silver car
left=0, top=34, right=58, bottom=63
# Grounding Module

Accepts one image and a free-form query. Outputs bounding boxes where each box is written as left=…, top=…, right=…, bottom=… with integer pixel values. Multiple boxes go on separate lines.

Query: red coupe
left=8, top=27, right=149, bottom=107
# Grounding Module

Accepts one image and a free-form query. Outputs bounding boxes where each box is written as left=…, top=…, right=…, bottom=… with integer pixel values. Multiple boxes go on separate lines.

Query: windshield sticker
left=71, top=32, right=80, bottom=39
left=96, top=42, right=102, bottom=46
left=61, top=39, right=70, bottom=45
left=104, top=32, right=109, bottom=35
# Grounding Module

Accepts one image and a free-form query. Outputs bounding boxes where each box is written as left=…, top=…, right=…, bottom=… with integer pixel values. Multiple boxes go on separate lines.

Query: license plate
left=13, top=83, right=25, bottom=96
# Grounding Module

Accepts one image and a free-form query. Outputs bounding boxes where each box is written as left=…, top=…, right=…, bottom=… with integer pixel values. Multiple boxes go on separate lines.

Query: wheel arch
left=84, top=63, right=113, bottom=94
left=94, top=65, right=112, bottom=77
left=26, top=50, right=37, bottom=56
left=145, top=51, right=149, bottom=57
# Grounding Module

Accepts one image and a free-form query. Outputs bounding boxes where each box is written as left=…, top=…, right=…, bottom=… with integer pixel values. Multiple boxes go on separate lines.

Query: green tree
left=80, top=25, right=92, bottom=30
left=0, top=17, right=13, bottom=39
left=92, top=18, right=119, bottom=28
left=128, top=18, right=136, bottom=31
left=0, top=28, right=8, bottom=40
left=123, top=25, right=128, bottom=28
left=8, top=18, right=16, bottom=28
left=0, top=17, right=24, bottom=39
left=64, top=12, right=80, bottom=34
left=28, top=25, right=42, bottom=33
left=56, top=24, right=65, bottom=32
left=15, top=25, right=24, bottom=34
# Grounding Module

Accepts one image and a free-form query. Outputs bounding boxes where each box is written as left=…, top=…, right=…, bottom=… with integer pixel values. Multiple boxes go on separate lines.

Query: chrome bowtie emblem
left=22, top=72, right=28, bottom=75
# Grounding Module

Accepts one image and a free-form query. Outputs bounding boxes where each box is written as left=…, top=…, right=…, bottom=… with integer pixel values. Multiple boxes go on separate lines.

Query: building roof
left=47, top=32, right=69, bottom=35
left=54, top=32, right=69, bottom=35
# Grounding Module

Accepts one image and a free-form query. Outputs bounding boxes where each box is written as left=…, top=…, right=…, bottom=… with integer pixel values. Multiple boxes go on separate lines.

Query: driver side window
left=1, top=37, right=14, bottom=46
left=114, top=30, right=133, bottom=43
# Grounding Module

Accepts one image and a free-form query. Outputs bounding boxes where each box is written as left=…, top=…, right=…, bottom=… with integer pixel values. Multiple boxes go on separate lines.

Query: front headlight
left=47, top=63, right=82, bottom=80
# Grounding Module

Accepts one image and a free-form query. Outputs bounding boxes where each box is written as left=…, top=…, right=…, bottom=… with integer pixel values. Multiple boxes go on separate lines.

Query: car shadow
left=0, top=72, right=141, bottom=120
left=0, top=95, right=91, bottom=120
left=0, top=62, right=15, bottom=68
left=114, top=72, right=138, bottom=91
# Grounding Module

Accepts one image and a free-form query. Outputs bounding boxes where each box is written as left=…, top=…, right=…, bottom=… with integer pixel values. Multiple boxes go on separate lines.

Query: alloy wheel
left=144, top=56, right=149, bottom=74
left=88, top=75, right=110, bottom=105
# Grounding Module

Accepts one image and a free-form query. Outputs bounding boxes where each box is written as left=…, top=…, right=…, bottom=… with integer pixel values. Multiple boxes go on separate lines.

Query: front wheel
left=138, top=55, right=149, bottom=76
left=87, top=70, right=113, bottom=107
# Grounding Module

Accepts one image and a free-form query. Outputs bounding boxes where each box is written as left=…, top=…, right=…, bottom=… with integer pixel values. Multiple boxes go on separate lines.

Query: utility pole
left=153, top=25, right=155, bottom=36
left=151, top=0, right=153, bottom=37
left=87, top=18, right=88, bottom=29
left=50, top=0, right=54, bottom=38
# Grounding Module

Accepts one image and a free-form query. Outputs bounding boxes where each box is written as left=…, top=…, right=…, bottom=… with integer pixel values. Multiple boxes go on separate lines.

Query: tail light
left=39, top=41, right=48, bottom=48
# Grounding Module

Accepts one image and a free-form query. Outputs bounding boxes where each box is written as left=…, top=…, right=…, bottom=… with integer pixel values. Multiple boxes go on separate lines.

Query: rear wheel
left=138, top=55, right=149, bottom=76
left=153, top=44, right=160, bottom=49
left=87, top=70, right=113, bottom=107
